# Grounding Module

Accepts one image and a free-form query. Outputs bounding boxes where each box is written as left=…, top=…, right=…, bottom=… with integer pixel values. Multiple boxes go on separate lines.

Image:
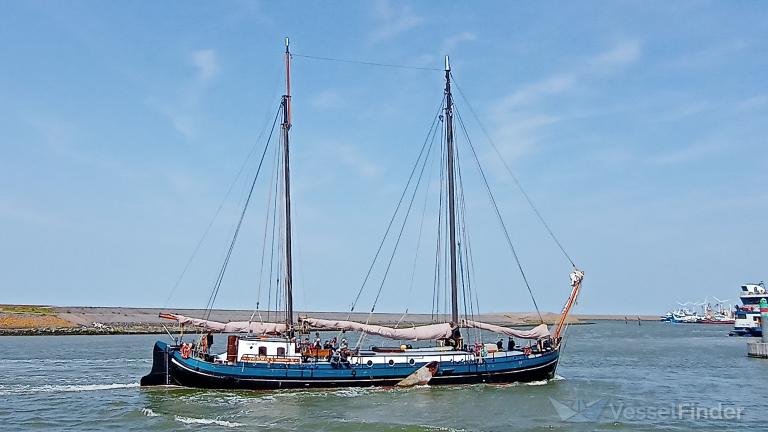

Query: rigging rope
left=203, top=106, right=282, bottom=320
left=252, top=140, right=280, bottom=321
left=355, top=125, right=439, bottom=349
left=347, top=96, right=446, bottom=316
left=451, top=74, right=576, bottom=268
left=163, top=67, right=283, bottom=308
left=431, top=117, right=446, bottom=322
left=397, top=136, right=438, bottom=327
left=454, top=107, right=544, bottom=323
left=292, top=53, right=441, bottom=71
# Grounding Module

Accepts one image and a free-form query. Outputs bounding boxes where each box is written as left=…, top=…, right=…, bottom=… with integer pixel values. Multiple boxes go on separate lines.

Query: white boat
left=731, top=282, right=767, bottom=336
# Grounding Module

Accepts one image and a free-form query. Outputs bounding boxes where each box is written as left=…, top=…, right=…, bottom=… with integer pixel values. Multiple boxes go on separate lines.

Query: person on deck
left=340, top=338, right=349, bottom=350
left=507, top=337, right=515, bottom=351
left=205, top=331, right=214, bottom=353
left=496, top=338, right=503, bottom=350
left=339, top=349, right=351, bottom=368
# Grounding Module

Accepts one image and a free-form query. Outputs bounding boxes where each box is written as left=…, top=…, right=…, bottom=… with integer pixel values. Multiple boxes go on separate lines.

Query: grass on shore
left=0, top=305, right=55, bottom=315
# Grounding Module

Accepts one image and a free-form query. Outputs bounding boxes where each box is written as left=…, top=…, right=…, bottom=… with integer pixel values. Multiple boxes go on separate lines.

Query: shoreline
left=0, top=305, right=659, bottom=336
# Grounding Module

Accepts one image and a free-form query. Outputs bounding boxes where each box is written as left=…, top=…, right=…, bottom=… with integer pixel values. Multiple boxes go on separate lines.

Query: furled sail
left=160, top=313, right=287, bottom=334
left=462, top=320, right=550, bottom=339
left=301, top=317, right=454, bottom=341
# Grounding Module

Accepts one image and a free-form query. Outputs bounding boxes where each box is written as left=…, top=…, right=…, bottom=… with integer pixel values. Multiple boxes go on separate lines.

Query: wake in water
left=141, top=408, right=245, bottom=427
left=0, top=382, right=138, bottom=395
left=141, top=407, right=244, bottom=428
left=174, top=415, right=243, bottom=427
left=141, top=408, right=159, bottom=417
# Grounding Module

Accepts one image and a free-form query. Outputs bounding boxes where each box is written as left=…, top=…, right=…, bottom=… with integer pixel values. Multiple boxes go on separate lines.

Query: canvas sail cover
left=302, top=317, right=549, bottom=341
left=162, top=313, right=287, bottom=334
left=462, top=320, right=550, bottom=339
left=301, top=317, right=454, bottom=341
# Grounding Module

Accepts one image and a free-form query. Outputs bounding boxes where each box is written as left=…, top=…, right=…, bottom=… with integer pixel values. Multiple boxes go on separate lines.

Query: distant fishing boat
left=141, top=39, right=584, bottom=390
left=660, top=297, right=735, bottom=325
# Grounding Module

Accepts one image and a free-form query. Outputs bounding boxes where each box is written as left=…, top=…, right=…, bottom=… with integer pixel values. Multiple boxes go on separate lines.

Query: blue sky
left=1, top=1, right=766, bottom=315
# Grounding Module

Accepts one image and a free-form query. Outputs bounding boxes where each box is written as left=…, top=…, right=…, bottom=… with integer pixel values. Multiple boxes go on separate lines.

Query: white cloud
left=369, top=0, right=423, bottom=43
left=666, top=40, right=750, bottom=69
left=150, top=49, right=222, bottom=140
left=588, top=138, right=728, bottom=167
left=442, top=31, right=477, bottom=53
left=485, top=40, right=642, bottom=162
left=497, top=74, right=577, bottom=110
left=310, top=90, right=343, bottom=109
left=192, top=49, right=219, bottom=81
left=737, top=94, right=768, bottom=111
left=499, top=40, right=641, bottom=111
left=27, top=117, right=134, bottom=177
left=648, top=140, right=727, bottom=165
left=335, top=144, right=383, bottom=179
left=0, top=199, right=65, bottom=227
left=589, top=40, right=641, bottom=69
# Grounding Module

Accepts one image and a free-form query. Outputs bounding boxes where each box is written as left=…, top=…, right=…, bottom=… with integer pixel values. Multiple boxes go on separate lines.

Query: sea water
left=1, top=321, right=765, bottom=431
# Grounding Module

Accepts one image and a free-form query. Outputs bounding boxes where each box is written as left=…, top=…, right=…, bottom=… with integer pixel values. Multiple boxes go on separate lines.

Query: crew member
left=205, top=331, right=214, bottom=353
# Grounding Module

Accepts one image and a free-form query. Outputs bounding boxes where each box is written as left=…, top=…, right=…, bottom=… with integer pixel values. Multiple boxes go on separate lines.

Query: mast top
left=285, top=37, right=290, bottom=52
left=444, top=55, right=451, bottom=72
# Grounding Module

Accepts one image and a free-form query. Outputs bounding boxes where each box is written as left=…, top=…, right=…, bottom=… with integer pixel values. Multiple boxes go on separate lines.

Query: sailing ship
left=141, top=39, right=585, bottom=389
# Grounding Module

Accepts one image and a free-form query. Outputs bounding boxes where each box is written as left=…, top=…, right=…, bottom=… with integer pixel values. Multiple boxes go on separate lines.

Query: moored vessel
left=731, top=282, right=767, bottom=337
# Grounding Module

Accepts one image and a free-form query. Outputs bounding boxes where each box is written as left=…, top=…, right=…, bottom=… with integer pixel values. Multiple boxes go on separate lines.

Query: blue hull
left=141, top=341, right=559, bottom=389
left=730, top=328, right=763, bottom=337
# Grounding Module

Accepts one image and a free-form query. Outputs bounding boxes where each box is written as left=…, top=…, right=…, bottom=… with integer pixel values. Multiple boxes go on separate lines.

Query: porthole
left=408, top=358, right=415, bottom=366
left=366, top=360, right=373, bottom=367
left=388, top=359, right=395, bottom=366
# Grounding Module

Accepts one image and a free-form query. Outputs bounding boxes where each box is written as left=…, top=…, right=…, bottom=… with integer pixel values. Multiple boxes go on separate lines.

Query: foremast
left=281, top=37, right=294, bottom=334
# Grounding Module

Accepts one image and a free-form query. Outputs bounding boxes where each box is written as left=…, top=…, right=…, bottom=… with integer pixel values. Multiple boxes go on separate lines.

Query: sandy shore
left=0, top=305, right=658, bottom=336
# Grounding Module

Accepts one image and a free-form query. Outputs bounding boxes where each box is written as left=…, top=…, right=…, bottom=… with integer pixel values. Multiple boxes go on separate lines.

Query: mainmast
left=444, top=56, right=459, bottom=326
left=281, top=37, right=294, bottom=332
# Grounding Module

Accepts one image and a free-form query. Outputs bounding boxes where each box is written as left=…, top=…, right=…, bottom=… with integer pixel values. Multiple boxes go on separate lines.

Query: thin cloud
left=309, top=90, right=343, bottom=109
left=737, top=94, right=768, bottom=111
left=0, top=199, right=66, bottom=228
left=666, top=40, right=750, bottom=69
left=499, top=40, right=641, bottom=111
left=335, top=144, right=383, bottom=179
left=442, top=31, right=477, bottom=53
left=588, top=139, right=728, bottom=167
left=192, top=49, right=220, bottom=81
left=649, top=140, right=727, bottom=165
left=27, top=117, right=134, bottom=177
left=369, top=0, right=423, bottom=43
left=487, top=40, right=642, bottom=162
left=151, top=49, right=221, bottom=139
left=589, top=40, right=641, bottom=69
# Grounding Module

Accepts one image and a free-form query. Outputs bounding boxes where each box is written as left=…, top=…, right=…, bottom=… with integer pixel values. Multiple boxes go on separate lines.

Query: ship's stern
left=140, top=341, right=173, bottom=386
